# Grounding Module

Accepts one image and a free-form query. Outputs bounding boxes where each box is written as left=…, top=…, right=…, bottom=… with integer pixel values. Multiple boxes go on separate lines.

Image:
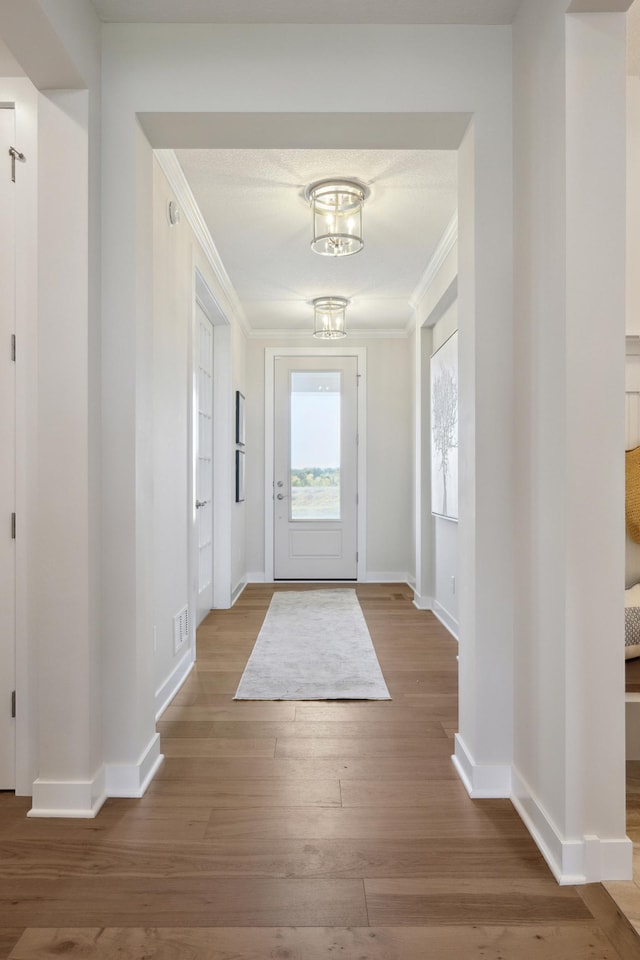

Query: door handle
left=196, top=500, right=206, bottom=509
left=276, top=493, right=289, bottom=500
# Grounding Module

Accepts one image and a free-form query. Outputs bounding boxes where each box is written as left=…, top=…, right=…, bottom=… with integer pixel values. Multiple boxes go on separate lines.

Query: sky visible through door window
left=290, top=371, right=341, bottom=520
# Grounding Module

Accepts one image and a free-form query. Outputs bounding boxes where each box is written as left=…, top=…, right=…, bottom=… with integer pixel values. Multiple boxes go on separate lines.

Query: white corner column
left=511, top=0, right=632, bottom=884
left=453, top=113, right=515, bottom=799
left=562, top=10, right=630, bottom=882
left=29, top=90, right=104, bottom=817
left=101, top=113, right=161, bottom=798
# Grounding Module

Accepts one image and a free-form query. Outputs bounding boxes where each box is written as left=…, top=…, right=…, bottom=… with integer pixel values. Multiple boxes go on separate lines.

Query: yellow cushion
left=626, top=446, right=640, bottom=544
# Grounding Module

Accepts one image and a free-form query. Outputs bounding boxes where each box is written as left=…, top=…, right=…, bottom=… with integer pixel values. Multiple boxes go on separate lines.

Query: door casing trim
left=191, top=265, right=233, bottom=615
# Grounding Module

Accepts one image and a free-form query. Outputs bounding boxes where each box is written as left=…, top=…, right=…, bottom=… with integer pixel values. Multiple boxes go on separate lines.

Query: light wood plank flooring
left=1, top=583, right=638, bottom=959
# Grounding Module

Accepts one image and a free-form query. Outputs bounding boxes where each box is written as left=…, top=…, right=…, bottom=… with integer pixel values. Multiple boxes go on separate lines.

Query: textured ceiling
left=175, top=149, right=457, bottom=333
left=91, top=0, right=521, bottom=24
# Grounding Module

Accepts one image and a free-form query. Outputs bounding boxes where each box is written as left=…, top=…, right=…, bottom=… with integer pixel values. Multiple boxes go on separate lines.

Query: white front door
left=274, top=356, right=358, bottom=580
left=195, top=301, right=214, bottom=624
left=0, top=106, right=16, bottom=788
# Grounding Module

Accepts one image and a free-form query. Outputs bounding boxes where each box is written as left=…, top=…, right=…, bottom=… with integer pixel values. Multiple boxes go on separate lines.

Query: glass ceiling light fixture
left=312, top=296, right=349, bottom=339
left=305, top=179, right=369, bottom=257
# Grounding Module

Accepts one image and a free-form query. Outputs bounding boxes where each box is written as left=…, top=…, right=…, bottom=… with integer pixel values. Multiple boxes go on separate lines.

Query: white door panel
left=274, top=356, right=358, bottom=580
left=195, top=302, right=214, bottom=623
left=0, top=107, right=16, bottom=788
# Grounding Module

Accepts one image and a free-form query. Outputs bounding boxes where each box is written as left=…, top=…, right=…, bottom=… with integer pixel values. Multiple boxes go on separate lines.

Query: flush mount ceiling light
left=312, top=296, right=349, bottom=339
left=305, top=179, right=369, bottom=257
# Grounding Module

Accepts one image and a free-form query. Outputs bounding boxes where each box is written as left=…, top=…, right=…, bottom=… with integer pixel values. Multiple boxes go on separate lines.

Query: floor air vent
left=173, top=606, right=189, bottom=655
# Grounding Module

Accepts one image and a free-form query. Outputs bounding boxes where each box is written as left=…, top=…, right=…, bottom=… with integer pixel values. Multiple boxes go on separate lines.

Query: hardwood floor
left=1, top=583, right=638, bottom=959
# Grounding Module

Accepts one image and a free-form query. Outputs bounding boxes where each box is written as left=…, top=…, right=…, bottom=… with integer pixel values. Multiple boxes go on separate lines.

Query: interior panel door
left=195, top=301, right=214, bottom=624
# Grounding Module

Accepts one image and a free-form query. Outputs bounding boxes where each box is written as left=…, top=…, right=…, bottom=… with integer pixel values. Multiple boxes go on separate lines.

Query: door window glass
left=290, top=371, right=341, bottom=520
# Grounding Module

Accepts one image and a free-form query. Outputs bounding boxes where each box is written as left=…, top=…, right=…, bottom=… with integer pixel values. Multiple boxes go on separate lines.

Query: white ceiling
left=0, top=36, right=24, bottom=76
left=630, top=0, right=640, bottom=75
left=91, top=0, right=521, bottom=25
left=175, top=148, right=458, bottom=334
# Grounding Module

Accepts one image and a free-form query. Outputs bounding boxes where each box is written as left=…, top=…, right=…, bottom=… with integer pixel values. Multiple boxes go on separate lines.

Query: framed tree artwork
left=430, top=331, right=458, bottom=520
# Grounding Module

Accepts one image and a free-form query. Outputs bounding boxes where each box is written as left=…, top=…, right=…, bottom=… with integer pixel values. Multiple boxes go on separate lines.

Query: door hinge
left=9, top=146, right=26, bottom=183
left=11, top=513, right=16, bottom=539
left=356, top=552, right=359, bottom=562
left=11, top=691, right=15, bottom=719
left=11, top=334, right=15, bottom=362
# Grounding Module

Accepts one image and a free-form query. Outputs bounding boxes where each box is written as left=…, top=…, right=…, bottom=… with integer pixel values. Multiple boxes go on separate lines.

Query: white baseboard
left=231, top=579, right=247, bottom=604
left=27, top=735, right=166, bottom=816
left=247, top=573, right=411, bottom=586
left=364, top=572, right=411, bottom=583
left=155, top=647, right=195, bottom=721
left=511, top=766, right=633, bottom=884
left=452, top=734, right=511, bottom=798
left=105, top=732, right=164, bottom=798
left=28, top=766, right=107, bottom=818
left=432, top=600, right=459, bottom=640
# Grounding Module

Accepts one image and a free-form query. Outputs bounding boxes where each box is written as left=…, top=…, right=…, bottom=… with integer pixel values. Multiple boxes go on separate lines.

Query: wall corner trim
left=105, top=733, right=164, bottom=799
left=452, top=734, right=511, bottom=798
left=28, top=766, right=107, bottom=819
left=155, top=648, right=195, bottom=721
left=431, top=600, right=459, bottom=640
left=413, top=592, right=433, bottom=611
left=511, top=767, right=633, bottom=885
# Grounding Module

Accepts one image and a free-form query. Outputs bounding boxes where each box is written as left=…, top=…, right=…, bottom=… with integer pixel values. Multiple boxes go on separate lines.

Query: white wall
left=628, top=77, right=640, bottom=336
left=512, top=0, right=630, bottom=882
left=245, top=336, right=412, bottom=582
left=413, top=238, right=458, bottom=611
left=153, top=158, right=189, bottom=695
left=432, top=304, right=459, bottom=636
left=151, top=156, right=246, bottom=708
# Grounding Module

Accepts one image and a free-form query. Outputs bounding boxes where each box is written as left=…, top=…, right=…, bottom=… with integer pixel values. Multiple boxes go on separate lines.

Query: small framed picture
left=236, top=390, right=246, bottom=446
left=236, top=449, right=245, bottom=503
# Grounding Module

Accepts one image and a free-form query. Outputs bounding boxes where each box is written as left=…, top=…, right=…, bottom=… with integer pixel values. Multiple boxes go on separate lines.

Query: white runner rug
left=234, top=589, right=391, bottom=701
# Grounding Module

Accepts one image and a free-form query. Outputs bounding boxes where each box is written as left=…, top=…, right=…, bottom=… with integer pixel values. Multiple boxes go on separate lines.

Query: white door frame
left=264, top=346, right=367, bottom=582
left=189, top=267, right=233, bottom=631
left=193, top=299, right=215, bottom=624
left=1, top=82, right=38, bottom=797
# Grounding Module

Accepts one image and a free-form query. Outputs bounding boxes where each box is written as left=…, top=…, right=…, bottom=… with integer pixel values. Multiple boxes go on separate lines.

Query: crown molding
left=154, top=149, right=251, bottom=337
left=409, top=212, right=458, bottom=312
